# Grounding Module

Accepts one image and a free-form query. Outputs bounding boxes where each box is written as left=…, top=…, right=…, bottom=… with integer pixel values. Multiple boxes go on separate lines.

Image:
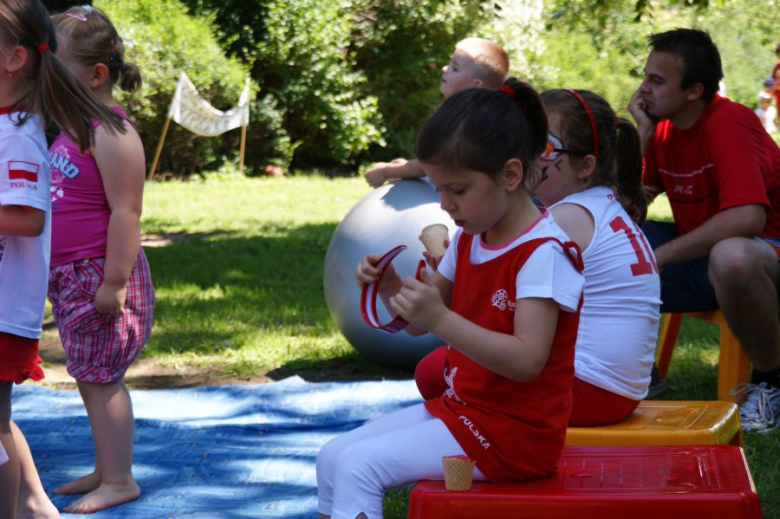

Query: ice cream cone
left=419, top=223, right=449, bottom=256
left=442, top=455, right=476, bottom=491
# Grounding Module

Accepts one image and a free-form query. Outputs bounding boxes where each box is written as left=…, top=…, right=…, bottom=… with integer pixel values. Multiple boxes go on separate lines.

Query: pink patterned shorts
left=48, top=250, right=155, bottom=383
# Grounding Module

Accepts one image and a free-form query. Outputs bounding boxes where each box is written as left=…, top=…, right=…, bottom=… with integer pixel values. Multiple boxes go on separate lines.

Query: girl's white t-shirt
left=0, top=113, right=51, bottom=339
left=438, top=211, right=583, bottom=313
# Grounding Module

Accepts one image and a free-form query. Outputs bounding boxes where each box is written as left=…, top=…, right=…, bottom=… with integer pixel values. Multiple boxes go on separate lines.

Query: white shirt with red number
left=0, top=111, right=51, bottom=339
left=551, top=186, right=661, bottom=399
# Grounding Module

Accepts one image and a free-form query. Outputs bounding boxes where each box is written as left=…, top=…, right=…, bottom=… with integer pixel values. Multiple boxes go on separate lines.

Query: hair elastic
left=37, top=43, right=50, bottom=53
left=564, top=88, right=599, bottom=159
left=83, top=5, right=93, bottom=14
left=66, top=12, right=88, bottom=22
left=499, top=85, right=515, bottom=99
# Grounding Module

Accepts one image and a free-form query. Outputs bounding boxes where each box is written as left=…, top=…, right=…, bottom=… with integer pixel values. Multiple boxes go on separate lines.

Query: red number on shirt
left=609, top=216, right=659, bottom=276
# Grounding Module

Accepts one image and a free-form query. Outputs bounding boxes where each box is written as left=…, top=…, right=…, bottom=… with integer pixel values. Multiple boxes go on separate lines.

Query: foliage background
left=44, top=0, right=780, bottom=175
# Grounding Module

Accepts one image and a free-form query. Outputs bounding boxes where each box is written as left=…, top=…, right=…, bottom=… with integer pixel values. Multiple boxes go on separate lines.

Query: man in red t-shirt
left=629, top=28, right=780, bottom=433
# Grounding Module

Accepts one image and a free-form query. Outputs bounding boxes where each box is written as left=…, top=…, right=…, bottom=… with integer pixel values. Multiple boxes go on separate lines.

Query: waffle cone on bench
left=442, top=455, right=476, bottom=491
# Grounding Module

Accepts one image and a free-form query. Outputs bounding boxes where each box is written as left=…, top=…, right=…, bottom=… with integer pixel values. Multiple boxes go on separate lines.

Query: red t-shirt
left=643, top=95, right=780, bottom=238
left=424, top=234, right=581, bottom=481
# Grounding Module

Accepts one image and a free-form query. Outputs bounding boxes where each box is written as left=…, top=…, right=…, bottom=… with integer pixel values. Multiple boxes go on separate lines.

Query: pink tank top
left=49, top=105, right=131, bottom=266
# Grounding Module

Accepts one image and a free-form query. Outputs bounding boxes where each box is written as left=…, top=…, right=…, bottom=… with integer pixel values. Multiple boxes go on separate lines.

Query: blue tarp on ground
left=12, top=376, right=422, bottom=518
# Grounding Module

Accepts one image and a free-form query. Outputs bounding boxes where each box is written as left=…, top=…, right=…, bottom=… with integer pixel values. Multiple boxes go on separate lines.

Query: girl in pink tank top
left=47, top=6, right=154, bottom=514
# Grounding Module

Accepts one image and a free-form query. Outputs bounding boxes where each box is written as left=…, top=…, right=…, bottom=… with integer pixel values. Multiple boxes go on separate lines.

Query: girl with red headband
left=415, top=88, right=661, bottom=427
left=532, top=89, right=660, bottom=425
left=318, top=78, right=584, bottom=519
left=47, top=5, right=153, bottom=514
left=0, top=0, right=125, bottom=517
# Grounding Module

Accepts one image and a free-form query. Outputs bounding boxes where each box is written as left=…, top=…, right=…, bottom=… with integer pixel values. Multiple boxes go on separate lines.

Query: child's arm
left=93, top=120, right=146, bottom=316
left=0, top=205, right=45, bottom=236
left=391, top=274, right=560, bottom=382
left=364, top=158, right=426, bottom=187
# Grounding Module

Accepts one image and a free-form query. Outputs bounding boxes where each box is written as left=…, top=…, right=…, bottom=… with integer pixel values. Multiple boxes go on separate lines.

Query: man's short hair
left=456, top=38, right=510, bottom=89
left=649, top=28, right=723, bottom=102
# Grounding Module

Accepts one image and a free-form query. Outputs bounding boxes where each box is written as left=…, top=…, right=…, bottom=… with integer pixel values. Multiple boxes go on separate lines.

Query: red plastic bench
left=408, top=445, right=762, bottom=519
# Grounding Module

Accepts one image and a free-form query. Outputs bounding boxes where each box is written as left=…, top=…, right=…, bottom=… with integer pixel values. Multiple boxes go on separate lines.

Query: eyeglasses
left=539, top=133, right=591, bottom=162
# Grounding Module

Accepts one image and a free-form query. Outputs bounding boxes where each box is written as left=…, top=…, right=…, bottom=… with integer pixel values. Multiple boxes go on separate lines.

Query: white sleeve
left=516, top=241, right=583, bottom=312
left=436, top=228, right=462, bottom=283
left=0, top=134, right=49, bottom=212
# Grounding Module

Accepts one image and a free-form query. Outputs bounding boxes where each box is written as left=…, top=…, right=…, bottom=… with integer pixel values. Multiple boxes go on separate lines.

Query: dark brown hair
left=416, top=77, right=548, bottom=190
left=52, top=5, right=142, bottom=93
left=541, top=89, right=647, bottom=224
left=649, top=28, right=722, bottom=103
left=0, top=0, right=124, bottom=151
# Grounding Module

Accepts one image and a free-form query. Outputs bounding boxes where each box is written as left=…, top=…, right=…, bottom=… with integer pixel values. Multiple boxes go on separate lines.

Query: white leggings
left=316, top=403, right=487, bottom=519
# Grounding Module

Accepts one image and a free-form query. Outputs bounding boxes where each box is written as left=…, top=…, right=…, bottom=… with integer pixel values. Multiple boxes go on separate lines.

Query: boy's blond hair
left=456, top=38, right=509, bottom=89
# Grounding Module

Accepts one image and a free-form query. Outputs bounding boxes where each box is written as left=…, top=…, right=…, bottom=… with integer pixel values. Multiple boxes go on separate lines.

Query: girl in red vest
left=317, top=78, right=584, bottom=519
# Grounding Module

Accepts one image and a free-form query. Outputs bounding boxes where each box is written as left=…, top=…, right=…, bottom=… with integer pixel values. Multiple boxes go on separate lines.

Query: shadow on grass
left=268, top=352, right=413, bottom=383
left=141, top=222, right=420, bottom=385
left=143, top=221, right=338, bottom=353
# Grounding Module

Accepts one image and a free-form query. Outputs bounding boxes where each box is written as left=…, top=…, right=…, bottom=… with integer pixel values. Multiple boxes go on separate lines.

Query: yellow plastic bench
left=655, top=310, right=751, bottom=403
left=566, top=400, right=742, bottom=447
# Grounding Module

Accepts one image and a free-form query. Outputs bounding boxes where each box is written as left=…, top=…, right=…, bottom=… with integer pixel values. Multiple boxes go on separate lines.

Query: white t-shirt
left=0, top=112, right=51, bottom=339
left=755, top=106, right=777, bottom=134
left=438, top=210, right=583, bottom=313
left=551, top=186, right=661, bottom=399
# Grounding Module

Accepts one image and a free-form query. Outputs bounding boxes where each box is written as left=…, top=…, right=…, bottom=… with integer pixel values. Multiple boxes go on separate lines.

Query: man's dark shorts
left=643, top=220, right=719, bottom=313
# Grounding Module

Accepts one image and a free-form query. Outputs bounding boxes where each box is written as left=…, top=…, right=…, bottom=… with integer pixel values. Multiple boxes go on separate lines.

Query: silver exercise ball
left=323, top=179, right=454, bottom=369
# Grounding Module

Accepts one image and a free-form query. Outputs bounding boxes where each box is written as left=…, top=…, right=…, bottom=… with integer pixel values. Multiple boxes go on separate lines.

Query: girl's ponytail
left=503, top=78, right=548, bottom=164
left=52, top=6, right=143, bottom=95
left=615, top=117, right=648, bottom=225
left=119, top=62, right=143, bottom=93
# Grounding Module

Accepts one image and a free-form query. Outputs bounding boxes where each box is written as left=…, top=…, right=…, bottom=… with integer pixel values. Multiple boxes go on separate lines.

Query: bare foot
left=15, top=499, right=60, bottom=519
left=54, top=472, right=100, bottom=495
left=62, top=481, right=140, bottom=514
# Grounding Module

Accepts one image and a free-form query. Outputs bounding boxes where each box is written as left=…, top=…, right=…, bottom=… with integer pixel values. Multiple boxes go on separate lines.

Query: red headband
left=37, top=43, right=50, bottom=53
left=499, top=85, right=515, bottom=99
left=564, top=89, right=599, bottom=159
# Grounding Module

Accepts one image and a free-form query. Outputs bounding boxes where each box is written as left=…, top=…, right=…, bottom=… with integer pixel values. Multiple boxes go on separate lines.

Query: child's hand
left=95, top=282, right=127, bottom=316
left=422, top=238, right=449, bottom=271
left=356, top=253, right=389, bottom=287
left=389, top=270, right=447, bottom=331
left=364, top=158, right=408, bottom=187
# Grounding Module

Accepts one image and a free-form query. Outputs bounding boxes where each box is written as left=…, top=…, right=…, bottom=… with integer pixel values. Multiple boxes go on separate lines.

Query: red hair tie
left=564, top=89, right=599, bottom=159
left=37, top=43, right=50, bottom=53
left=499, top=85, right=515, bottom=99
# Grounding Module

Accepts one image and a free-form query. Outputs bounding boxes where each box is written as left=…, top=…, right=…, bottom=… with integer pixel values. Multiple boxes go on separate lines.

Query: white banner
left=168, top=72, right=250, bottom=137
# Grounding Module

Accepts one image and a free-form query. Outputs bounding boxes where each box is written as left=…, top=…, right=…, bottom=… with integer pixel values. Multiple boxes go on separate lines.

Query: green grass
left=137, top=176, right=777, bottom=518
left=138, top=174, right=414, bottom=381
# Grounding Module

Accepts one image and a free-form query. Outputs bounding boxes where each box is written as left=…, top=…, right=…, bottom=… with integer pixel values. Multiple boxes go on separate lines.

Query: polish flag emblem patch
left=8, top=161, right=39, bottom=182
